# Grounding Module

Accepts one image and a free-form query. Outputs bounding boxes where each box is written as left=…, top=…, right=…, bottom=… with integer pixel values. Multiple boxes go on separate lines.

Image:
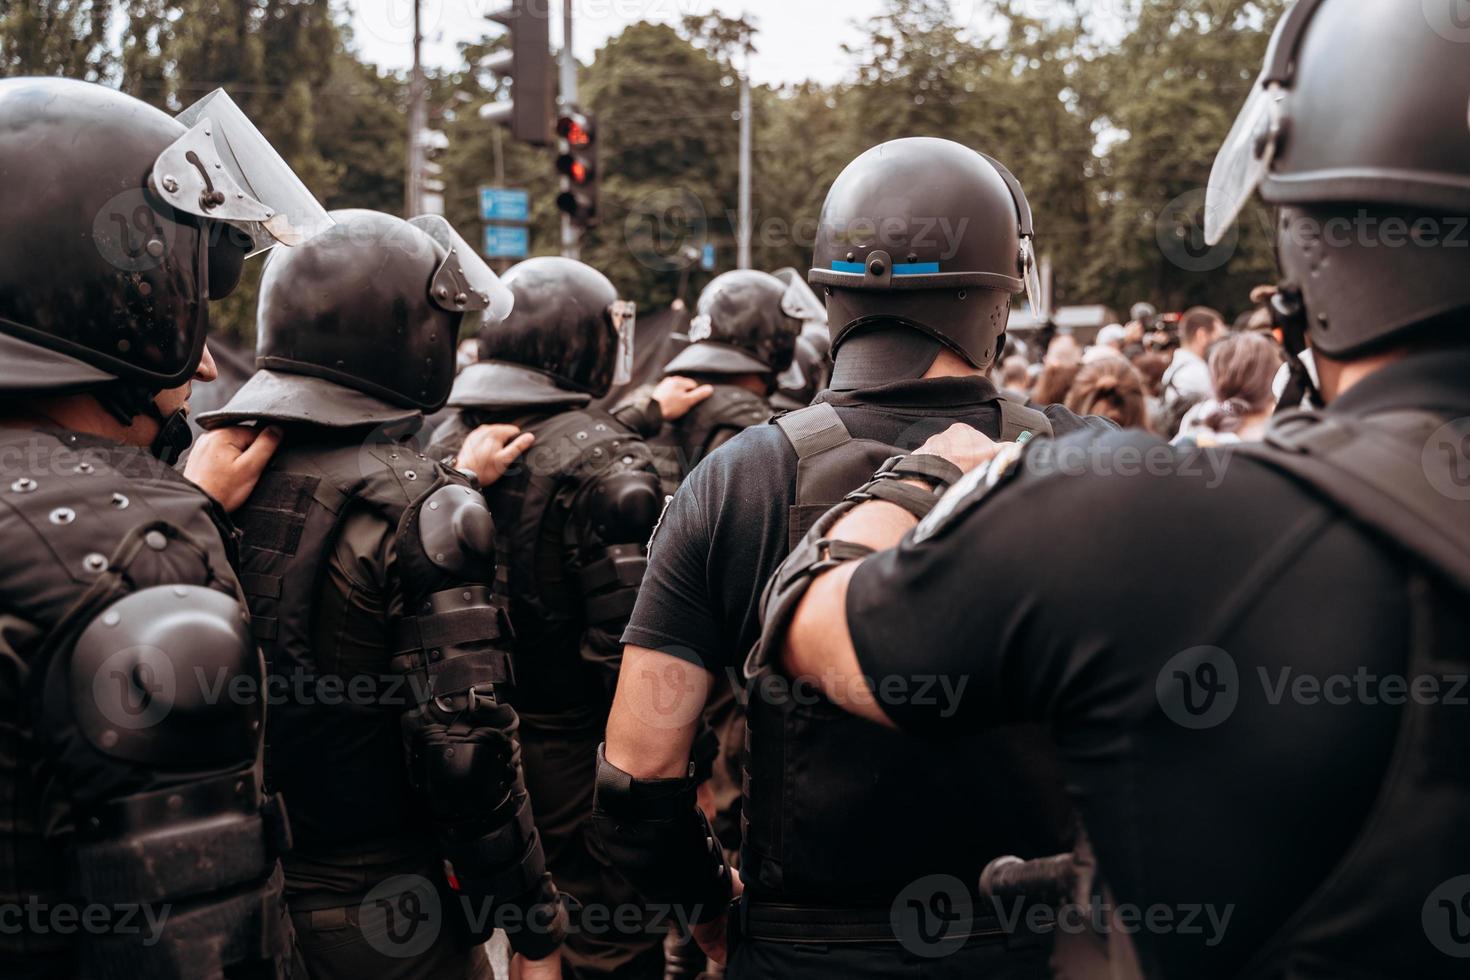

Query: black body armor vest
left=651, top=384, right=771, bottom=492
left=741, top=400, right=1073, bottom=908
left=1230, top=409, right=1470, bottom=978
left=232, top=435, right=509, bottom=852
left=0, top=426, right=289, bottom=978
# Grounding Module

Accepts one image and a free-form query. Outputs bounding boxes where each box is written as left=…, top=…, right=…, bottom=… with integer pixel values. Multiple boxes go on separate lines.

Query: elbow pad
left=590, top=744, right=732, bottom=925
left=577, top=469, right=661, bottom=628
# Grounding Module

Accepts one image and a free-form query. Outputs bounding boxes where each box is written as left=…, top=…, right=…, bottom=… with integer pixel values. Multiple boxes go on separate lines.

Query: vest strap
left=997, top=399, right=1053, bottom=443
left=774, top=403, right=850, bottom=458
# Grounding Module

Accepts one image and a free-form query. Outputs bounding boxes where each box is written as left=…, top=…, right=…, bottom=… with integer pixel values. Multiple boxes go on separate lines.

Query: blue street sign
left=483, top=225, right=530, bottom=260
left=701, top=243, right=716, bottom=271
left=479, top=187, right=530, bottom=223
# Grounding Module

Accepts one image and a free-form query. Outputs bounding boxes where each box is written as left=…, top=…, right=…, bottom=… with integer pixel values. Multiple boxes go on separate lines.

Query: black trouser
left=519, top=718, right=665, bottom=980
left=288, top=902, right=492, bottom=980
left=726, top=902, right=1050, bottom=980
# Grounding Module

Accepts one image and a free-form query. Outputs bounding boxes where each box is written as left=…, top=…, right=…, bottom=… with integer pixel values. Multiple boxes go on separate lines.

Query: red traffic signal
left=555, top=109, right=598, bottom=226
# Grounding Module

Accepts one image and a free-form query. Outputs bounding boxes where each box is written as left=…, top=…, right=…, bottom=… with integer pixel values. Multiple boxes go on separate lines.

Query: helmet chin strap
left=94, top=383, right=195, bottom=465
left=1272, top=282, right=1323, bottom=414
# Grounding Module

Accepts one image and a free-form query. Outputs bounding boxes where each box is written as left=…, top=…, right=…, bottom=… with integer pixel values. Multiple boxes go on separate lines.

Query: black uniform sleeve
left=621, top=467, right=721, bottom=670
left=844, top=430, right=1151, bottom=737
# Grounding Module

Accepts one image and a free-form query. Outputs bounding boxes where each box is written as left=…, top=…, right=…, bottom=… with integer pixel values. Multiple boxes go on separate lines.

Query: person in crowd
left=1161, top=306, right=1228, bottom=407
left=1175, top=331, right=1284, bottom=446
left=1095, top=323, right=1128, bottom=354
left=1065, top=356, right=1151, bottom=431
left=998, top=354, right=1033, bottom=402
left=1033, top=361, right=1080, bottom=408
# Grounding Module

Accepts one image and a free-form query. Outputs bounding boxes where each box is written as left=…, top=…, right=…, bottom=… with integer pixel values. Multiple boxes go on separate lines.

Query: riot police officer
left=762, top=3, right=1470, bottom=978
left=648, top=270, right=806, bottom=490
left=0, top=77, right=326, bottom=979
left=594, top=137, right=1111, bottom=980
left=427, top=256, right=667, bottom=980
left=197, top=210, right=566, bottom=979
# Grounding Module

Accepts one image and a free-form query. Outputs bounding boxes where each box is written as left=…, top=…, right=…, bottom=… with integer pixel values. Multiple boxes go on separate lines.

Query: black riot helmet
left=477, top=256, right=636, bottom=399
left=239, top=210, right=511, bottom=420
left=1205, top=0, right=1470, bottom=358
left=0, top=78, right=329, bottom=397
left=663, top=270, right=807, bottom=384
left=810, top=138, right=1041, bottom=388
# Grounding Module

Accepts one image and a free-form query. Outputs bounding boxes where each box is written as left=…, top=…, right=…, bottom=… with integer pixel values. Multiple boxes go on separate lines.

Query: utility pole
left=559, top=0, right=579, bottom=259
left=405, top=0, right=426, bottom=216
left=737, top=38, right=752, bottom=270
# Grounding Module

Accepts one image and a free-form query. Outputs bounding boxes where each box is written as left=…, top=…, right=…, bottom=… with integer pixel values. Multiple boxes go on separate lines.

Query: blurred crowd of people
left=994, top=296, right=1297, bottom=448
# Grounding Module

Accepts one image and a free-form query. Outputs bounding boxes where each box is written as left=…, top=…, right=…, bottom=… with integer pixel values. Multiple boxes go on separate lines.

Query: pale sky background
left=347, top=0, right=1016, bottom=87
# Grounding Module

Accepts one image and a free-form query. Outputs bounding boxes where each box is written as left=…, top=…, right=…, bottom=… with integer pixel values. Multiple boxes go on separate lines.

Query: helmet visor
left=410, top=214, right=515, bottom=322
left=157, top=89, right=333, bottom=256
left=609, top=300, right=637, bottom=386
left=1205, top=79, right=1288, bottom=246
left=1020, top=237, right=1044, bottom=317
left=780, top=276, right=827, bottom=324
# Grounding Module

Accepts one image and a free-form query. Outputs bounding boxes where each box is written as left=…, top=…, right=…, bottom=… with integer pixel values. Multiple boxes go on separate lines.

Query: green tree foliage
left=3, top=0, right=1292, bottom=339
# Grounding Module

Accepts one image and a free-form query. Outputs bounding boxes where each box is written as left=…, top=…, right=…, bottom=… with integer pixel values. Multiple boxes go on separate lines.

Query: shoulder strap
left=774, top=403, right=851, bottom=459
left=997, top=399, right=1054, bottom=443
left=1234, top=409, right=1470, bottom=594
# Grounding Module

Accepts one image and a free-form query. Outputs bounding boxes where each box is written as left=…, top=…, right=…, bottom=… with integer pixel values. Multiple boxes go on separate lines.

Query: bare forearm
left=603, top=645, right=710, bottom=777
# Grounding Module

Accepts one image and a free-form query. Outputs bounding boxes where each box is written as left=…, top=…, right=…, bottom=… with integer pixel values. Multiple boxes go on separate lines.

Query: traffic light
left=556, top=109, right=598, bottom=227
left=478, top=0, right=554, bottom=146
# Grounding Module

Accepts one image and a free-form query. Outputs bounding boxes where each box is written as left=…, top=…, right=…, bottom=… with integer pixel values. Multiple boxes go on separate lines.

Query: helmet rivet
left=10, top=478, right=37, bottom=493
left=111, top=492, right=129, bottom=509
left=454, top=293, right=468, bottom=306
left=846, top=252, right=855, bottom=262
left=907, top=253, right=919, bottom=263
left=161, top=175, right=179, bottom=193
left=436, top=286, right=449, bottom=299
left=145, top=239, right=165, bottom=258
left=49, top=507, right=76, bottom=525
left=405, top=470, right=418, bottom=481
left=868, top=257, right=886, bottom=276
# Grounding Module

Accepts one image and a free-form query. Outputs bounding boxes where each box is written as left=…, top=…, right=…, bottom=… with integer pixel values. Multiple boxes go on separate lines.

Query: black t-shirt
left=846, top=352, right=1470, bottom=977
left=623, top=375, right=1110, bottom=677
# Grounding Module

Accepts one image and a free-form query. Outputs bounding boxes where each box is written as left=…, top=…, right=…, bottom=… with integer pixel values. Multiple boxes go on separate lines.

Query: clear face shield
left=152, top=89, right=333, bottom=256
left=1019, top=237, right=1044, bottom=317
left=1204, top=77, right=1289, bottom=247
left=779, top=276, right=827, bottom=326
left=409, top=214, right=515, bottom=322
left=609, top=300, right=637, bottom=386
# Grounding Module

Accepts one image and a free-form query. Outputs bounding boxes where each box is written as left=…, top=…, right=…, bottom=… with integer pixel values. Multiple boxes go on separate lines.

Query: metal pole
left=737, top=61, right=752, bottom=270
left=559, top=0, right=580, bottom=259
left=405, top=0, right=426, bottom=216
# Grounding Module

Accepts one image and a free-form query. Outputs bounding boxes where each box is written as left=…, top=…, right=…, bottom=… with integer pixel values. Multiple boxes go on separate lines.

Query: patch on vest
left=912, top=441, right=1026, bottom=545
left=647, top=494, right=674, bottom=553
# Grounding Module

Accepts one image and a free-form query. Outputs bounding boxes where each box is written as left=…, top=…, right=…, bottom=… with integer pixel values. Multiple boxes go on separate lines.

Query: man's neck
left=1316, top=348, right=1408, bottom=403
left=0, top=393, right=149, bottom=446
left=921, top=348, right=984, bottom=380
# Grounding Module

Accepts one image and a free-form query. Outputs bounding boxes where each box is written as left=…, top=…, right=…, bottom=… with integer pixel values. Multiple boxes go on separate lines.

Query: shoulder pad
left=68, top=584, right=260, bottom=770
left=703, top=385, right=772, bottom=426
left=581, top=469, right=662, bottom=545
left=417, top=482, right=496, bottom=577
left=525, top=410, right=656, bottom=483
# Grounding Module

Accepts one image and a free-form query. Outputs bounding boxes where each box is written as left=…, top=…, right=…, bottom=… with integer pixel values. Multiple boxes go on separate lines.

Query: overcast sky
left=347, top=0, right=996, bottom=87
